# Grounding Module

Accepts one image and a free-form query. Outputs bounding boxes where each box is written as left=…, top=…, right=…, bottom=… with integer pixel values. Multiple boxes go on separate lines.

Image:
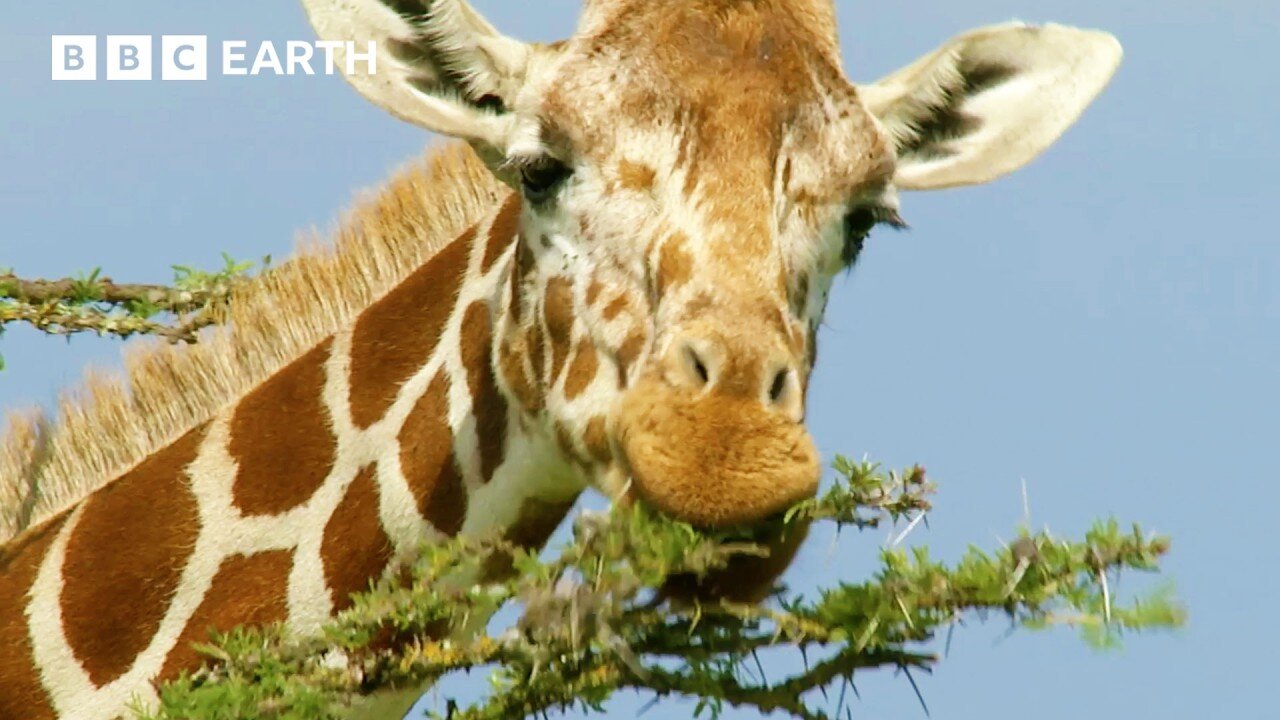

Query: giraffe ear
left=858, top=22, right=1122, bottom=191
left=300, top=0, right=535, bottom=152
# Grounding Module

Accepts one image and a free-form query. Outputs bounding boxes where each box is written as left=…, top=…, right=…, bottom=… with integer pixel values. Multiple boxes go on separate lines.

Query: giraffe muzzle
left=615, top=375, right=821, bottom=529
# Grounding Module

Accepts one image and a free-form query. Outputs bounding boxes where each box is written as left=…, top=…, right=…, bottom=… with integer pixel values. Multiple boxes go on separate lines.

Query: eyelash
left=842, top=205, right=906, bottom=265
left=511, top=155, right=572, bottom=204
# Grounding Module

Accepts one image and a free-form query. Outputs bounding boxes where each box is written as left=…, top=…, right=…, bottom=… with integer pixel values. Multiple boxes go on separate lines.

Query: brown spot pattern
left=583, top=417, right=613, bottom=463
left=657, top=234, right=693, bottom=297
left=424, top=461, right=467, bottom=537
left=399, top=372, right=467, bottom=536
left=459, top=302, right=509, bottom=483
left=563, top=341, right=600, bottom=401
left=0, top=514, right=68, bottom=719
left=509, top=241, right=536, bottom=325
left=499, top=337, right=543, bottom=413
left=230, top=339, right=335, bottom=516
left=615, top=331, right=647, bottom=387
left=321, top=466, right=393, bottom=612
left=481, top=193, right=521, bottom=273
left=553, top=422, right=577, bottom=459
left=602, top=294, right=628, bottom=321
left=61, top=426, right=205, bottom=686
left=681, top=292, right=714, bottom=320
left=159, top=551, right=292, bottom=681
left=527, top=321, right=546, bottom=392
left=349, top=230, right=472, bottom=428
left=617, top=159, right=657, bottom=192
left=542, top=275, right=575, bottom=384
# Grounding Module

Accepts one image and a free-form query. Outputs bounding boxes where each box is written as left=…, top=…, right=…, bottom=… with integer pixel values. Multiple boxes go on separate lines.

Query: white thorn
left=889, top=512, right=927, bottom=548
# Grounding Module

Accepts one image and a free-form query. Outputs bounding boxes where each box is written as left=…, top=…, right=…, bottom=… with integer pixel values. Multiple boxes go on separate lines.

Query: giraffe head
left=303, top=1, right=1120, bottom=530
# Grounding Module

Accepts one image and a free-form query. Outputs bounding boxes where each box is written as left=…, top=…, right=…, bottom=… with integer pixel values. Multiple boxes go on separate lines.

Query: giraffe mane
left=0, top=141, right=506, bottom=544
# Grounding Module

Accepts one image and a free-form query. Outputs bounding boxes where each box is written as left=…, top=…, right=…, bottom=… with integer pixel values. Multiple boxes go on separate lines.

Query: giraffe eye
left=519, top=158, right=572, bottom=203
left=842, top=205, right=906, bottom=266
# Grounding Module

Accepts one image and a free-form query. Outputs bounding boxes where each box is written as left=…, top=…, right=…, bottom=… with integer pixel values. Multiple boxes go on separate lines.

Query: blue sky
left=2, top=2, right=1276, bottom=718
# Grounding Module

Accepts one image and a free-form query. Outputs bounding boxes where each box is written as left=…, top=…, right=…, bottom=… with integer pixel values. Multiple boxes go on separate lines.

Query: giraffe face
left=496, top=1, right=902, bottom=529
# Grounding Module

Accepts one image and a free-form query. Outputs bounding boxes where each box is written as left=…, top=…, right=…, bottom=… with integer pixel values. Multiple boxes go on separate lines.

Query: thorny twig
left=0, top=256, right=259, bottom=345
left=144, top=461, right=1183, bottom=720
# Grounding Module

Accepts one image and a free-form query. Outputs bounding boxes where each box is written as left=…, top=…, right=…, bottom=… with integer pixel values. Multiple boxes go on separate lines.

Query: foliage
left=0, top=254, right=265, bottom=359
left=140, top=460, right=1182, bottom=720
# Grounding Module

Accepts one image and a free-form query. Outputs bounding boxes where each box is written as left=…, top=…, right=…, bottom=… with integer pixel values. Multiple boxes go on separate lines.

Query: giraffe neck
left=0, top=192, right=585, bottom=719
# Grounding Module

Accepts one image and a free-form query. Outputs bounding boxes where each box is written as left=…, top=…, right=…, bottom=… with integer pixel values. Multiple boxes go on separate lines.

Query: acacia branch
left=0, top=274, right=225, bottom=309
left=0, top=303, right=224, bottom=343
left=142, top=460, right=1183, bottom=720
left=0, top=257, right=260, bottom=345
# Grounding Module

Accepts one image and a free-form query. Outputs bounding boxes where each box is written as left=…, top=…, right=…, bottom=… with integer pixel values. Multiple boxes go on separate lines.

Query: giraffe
left=0, top=1, right=1124, bottom=717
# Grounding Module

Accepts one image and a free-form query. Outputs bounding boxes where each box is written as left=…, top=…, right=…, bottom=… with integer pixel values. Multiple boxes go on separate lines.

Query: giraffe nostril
left=685, top=344, right=711, bottom=387
left=768, top=368, right=790, bottom=405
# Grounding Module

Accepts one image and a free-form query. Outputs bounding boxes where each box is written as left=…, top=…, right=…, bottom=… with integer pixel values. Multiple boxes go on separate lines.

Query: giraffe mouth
left=608, top=472, right=812, bottom=602
left=657, top=511, right=811, bottom=603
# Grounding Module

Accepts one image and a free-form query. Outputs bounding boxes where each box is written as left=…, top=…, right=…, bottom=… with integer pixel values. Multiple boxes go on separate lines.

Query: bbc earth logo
left=50, top=35, right=377, bottom=81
